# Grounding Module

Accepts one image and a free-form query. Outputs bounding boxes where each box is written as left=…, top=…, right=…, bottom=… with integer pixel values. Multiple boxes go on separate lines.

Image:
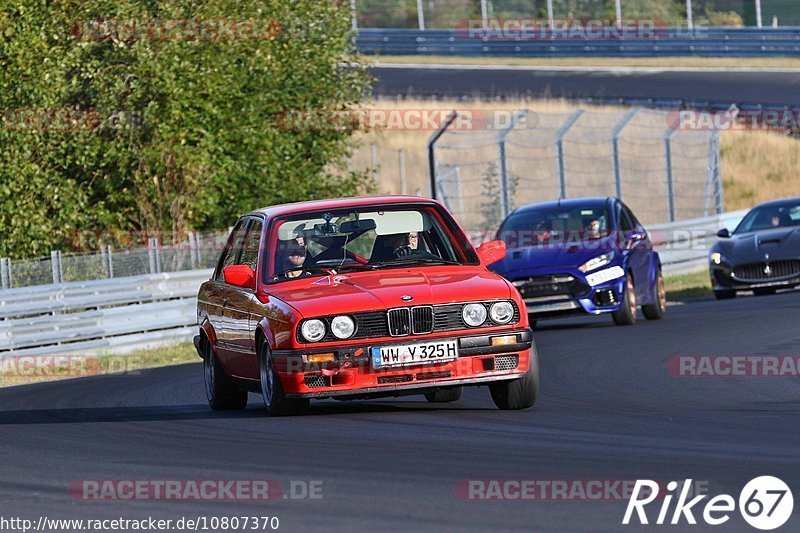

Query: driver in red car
left=278, top=238, right=306, bottom=278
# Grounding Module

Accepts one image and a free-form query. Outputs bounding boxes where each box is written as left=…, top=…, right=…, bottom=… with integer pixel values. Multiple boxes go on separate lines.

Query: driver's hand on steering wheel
left=393, top=246, right=413, bottom=258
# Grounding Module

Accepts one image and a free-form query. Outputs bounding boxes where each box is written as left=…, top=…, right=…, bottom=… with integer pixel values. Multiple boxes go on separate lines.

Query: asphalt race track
left=371, top=64, right=800, bottom=107
left=1, top=290, right=799, bottom=531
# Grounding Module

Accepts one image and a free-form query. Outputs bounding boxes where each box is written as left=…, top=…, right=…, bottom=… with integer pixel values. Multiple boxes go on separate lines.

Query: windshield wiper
left=370, top=258, right=460, bottom=269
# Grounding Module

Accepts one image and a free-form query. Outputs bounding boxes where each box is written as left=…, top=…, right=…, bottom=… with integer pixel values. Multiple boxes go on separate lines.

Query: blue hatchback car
left=490, top=197, right=666, bottom=326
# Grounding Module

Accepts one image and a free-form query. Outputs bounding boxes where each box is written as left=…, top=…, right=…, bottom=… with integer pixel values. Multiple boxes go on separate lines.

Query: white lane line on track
left=373, top=62, right=800, bottom=74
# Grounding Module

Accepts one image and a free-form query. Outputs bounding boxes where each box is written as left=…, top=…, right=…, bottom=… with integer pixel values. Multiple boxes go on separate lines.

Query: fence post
left=195, top=232, right=203, bottom=267
left=106, top=245, right=115, bottom=278
left=5, top=259, right=11, bottom=288
left=712, top=131, right=724, bottom=214
left=189, top=231, right=199, bottom=269
left=370, top=142, right=379, bottom=188
left=497, top=110, right=529, bottom=218
left=416, top=0, right=425, bottom=31
left=50, top=250, right=62, bottom=284
left=148, top=237, right=162, bottom=274
left=350, top=0, right=358, bottom=31
left=610, top=108, right=638, bottom=200
left=663, top=124, right=678, bottom=222
left=0, top=257, right=9, bottom=289
left=398, top=149, right=407, bottom=195
left=427, top=111, right=458, bottom=200
left=555, top=110, right=584, bottom=199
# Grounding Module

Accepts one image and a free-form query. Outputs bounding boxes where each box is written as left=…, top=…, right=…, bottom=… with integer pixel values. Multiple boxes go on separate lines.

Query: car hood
left=713, top=227, right=800, bottom=263
left=263, top=267, right=513, bottom=317
left=491, top=241, right=616, bottom=277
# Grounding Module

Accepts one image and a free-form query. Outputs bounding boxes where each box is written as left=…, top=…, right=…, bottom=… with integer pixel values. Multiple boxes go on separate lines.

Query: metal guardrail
left=0, top=210, right=750, bottom=356
left=0, top=270, right=212, bottom=356
left=650, top=209, right=748, bottom=273
left=356, top=28, right=800, bottom=57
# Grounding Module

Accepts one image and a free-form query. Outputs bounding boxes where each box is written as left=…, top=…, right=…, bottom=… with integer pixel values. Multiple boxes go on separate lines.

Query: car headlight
left=710, top=252, right=724, bottom=265
left=462, top=303, right=488, bottom=327
left=578, top=252, right=615, bottom=273
left=300, top=319, right=326, bottom=342
left=490, top=301, right=515, bottom=324
left=330, top=315, right=355, bottom=339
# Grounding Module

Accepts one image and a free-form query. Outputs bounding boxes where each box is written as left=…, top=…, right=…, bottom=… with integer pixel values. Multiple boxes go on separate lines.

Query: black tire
left=753, top=287, right=777, bottom=296
left=202, top=337, right=247, bottom=411
left=642, top=270, right=666, bottom=320
left=258, top=337, right=309, bottom=416
left=424, top=386, right=463, bottom=403
left=714, top=290, right=736, bottom=300
left=612, top=274, right=637, bottom=326
left=489, top=341, right=540, bottom=410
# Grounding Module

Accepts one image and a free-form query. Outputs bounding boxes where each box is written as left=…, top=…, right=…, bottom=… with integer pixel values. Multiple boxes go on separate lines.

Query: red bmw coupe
left=195, top=196, right=539, bottom=415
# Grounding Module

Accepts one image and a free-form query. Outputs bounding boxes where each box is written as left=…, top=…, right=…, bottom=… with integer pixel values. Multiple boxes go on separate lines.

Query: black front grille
left=513, top=274, right=590, bottom=300
left=412, top=306, right=434, bottom=334
left=734, top=259, right=800, bottom=281
left=388, top=308, right=412, bottom=336
left=296, top=300, right=521, bottom=343
left=378, top=375, right=413, bottom=384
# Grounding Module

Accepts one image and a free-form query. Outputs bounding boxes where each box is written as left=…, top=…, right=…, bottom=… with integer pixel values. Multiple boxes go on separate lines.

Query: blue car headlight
left=578, top=252, right=615, bottom=273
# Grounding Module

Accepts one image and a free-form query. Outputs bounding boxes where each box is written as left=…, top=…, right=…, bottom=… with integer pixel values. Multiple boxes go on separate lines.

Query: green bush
left=0, top=1, right=372, bottom=259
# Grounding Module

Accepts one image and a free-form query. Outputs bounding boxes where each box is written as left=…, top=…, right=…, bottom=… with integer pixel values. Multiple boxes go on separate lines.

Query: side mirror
left=223, top=265, right=256, bottom=290
left=626, top=229, right=647, bottom=242
left=476, top=240, right=506, bottom=267
left=716, top=228, right=731, bottom=238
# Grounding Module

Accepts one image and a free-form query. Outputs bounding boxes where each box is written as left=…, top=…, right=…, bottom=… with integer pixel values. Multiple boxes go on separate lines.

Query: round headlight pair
left=300, top=316, right=355, bottom=342
left=462, top=301, right=515, bottom=327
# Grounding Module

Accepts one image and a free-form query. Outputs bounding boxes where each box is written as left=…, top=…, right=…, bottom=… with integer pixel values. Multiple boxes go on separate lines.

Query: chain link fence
left=0, top=232, right=227, bottom=290
left=432, top=107, right=722, bottom=232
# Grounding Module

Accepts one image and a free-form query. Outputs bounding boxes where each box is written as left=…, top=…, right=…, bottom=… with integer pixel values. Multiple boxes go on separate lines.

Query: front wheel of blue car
left=258, top=337, right=309, bottom=417
left=612, top=274, right=637, bottom=326
left=489, top=341, right=539, bottom=410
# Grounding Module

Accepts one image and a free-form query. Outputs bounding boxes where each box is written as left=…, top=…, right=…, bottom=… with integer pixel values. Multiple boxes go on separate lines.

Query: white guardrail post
left=0, top=257, right=9, bottom=289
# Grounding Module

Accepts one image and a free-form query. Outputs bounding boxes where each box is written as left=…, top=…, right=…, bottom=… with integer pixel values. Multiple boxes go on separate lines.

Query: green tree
left=0, top=0, right=373, bottom=258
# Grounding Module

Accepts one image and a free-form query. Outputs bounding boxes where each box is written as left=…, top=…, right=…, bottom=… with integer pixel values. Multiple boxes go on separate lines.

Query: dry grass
left=0, top=342, right=197, bottom=388
left=375, top=55, right=800, bottom=70
left=665, top=269, right=712, bottom=300
left=352, top=98, right=800, bottom=221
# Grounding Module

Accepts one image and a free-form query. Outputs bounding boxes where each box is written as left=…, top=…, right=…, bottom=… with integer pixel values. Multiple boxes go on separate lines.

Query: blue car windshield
left=498, top=205, right=612, bottom=247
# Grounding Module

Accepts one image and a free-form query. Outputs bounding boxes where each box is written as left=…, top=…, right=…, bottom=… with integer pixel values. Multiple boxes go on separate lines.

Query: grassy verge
left=665, top=270, right=712, bottom=300
left=0, top=342, right=198, bottom=388
left=373, top=55, right=800, bottom=69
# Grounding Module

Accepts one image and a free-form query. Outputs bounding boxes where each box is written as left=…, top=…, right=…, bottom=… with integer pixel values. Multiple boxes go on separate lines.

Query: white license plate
left=585, top=266, right=625, bottom=287
left=371, top=340, right=458, bottom=368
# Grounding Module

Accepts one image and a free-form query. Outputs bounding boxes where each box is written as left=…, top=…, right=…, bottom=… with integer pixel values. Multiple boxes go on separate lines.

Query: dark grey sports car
left=710, top=197, right=800, bottom=299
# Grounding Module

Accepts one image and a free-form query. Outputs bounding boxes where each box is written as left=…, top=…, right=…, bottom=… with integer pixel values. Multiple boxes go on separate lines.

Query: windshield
left=733, top=202, right=800, bottom=234
left=497, top=204, right=612, bottom=248
left=268, top=207, right=466, bottom=281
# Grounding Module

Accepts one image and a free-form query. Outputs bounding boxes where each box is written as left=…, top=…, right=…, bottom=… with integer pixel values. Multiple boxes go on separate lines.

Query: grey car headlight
left=301, top=319, right=326, bottom=342
left=330, top=315, right=355, bottom=339
left=462, top=303, right=488, bottom=327
left=490, top=301, right=515, bottom=324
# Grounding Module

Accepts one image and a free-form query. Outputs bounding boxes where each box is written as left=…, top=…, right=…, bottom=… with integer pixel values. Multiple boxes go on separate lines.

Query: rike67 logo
left=623, top=476, right=793, bottom=530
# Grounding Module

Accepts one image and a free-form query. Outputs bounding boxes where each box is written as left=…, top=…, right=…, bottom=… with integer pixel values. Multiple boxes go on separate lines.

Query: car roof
left=245, top=196, right=441, bottom=219
left=512, top=197, right=613, bottom=214
left=751, top=196, right=800, bottom=210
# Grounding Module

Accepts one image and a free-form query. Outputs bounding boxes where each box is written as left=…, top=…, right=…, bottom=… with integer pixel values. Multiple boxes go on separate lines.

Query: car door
left=208, top=219, right=248, bottom=372
left=220, top=217, right=264, bottom=379
left=618, top=202, right=650, bottom=300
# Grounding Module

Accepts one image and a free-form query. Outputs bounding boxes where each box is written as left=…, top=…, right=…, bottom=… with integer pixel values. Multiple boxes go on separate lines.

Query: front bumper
left=711, top=264, right=800, bottom=291
left=274, top=328, right=534, bottom=399
left=514, top=269, right=626, bottom=317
